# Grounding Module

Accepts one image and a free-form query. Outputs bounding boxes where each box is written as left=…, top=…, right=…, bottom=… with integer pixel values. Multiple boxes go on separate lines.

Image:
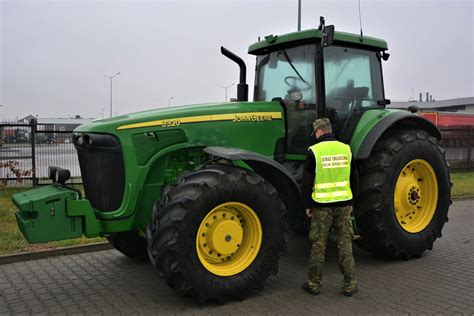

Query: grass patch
left=451, top=171, right=474, bottom=198
left=1, top=172, right=473, bottom=255
left=0, top=186, right=105, bottom=256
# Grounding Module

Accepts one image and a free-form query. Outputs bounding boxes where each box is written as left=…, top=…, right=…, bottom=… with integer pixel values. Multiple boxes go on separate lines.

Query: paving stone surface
left=1, top=200, right=473, bottom=315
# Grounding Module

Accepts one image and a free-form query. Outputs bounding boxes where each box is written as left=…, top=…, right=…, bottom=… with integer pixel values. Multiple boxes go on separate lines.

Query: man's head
left=312, top=118, right=332, bottom=139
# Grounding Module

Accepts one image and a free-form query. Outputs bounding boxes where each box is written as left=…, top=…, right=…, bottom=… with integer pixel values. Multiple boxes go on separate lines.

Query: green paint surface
left=13, top=186, right=84, bottom=243
left=248, top=29, right=388, bottom=54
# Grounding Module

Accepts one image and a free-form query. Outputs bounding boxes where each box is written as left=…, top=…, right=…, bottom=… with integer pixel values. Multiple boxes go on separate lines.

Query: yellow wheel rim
left=196, top=202, right=262, bottom=276
left=394, top=159, right=438, bottom=233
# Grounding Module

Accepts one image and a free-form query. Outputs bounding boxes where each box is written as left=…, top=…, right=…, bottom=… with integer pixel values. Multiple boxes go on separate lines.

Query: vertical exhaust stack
left=221, top=47, right=248, bottom=102
left=419, top=93, right=422, bottom=102
left=426, top=92, right=429, bottom=102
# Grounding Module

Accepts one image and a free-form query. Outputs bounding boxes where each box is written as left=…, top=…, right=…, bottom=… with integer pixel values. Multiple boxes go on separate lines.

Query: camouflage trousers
left=307, top=205, right=356, bottom=290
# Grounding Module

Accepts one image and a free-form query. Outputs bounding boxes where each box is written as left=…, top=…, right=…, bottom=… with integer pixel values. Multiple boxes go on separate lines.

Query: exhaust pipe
left=221, top=46, right=248, bottom=102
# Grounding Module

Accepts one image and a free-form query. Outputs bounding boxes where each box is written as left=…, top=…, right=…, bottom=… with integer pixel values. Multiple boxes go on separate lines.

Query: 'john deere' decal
left=117, top=112, right=282, bottom=130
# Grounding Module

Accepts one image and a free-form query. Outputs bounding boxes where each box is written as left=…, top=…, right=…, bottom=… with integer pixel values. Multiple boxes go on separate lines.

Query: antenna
left=297, top=0, right=301, bottom=31
left=358, top=0, right=363, bottom=42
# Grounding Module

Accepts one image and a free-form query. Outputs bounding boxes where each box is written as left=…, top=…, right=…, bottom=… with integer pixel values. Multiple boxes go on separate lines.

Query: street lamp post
left=100, top=107, right=106, bottom=119
left=168, top=96, right=174, bottom=107
left=218, top=83, right=235, bottom=102
left=104, top=72, right=120, bottom=118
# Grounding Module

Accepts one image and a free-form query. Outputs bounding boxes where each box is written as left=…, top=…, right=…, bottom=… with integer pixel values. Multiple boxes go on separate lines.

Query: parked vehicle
left=13, top=20, right=451, bottom=302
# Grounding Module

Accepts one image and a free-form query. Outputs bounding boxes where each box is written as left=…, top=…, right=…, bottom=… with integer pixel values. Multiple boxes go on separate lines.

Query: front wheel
left=107, top=230, right=148, bottom=259
left=355, top=130, right=451, bottom=258
left=147, top=164, right=287, bottom=302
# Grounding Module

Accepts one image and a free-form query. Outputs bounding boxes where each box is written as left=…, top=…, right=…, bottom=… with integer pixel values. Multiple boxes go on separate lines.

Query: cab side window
left=324, top=46, right=384, bottom=137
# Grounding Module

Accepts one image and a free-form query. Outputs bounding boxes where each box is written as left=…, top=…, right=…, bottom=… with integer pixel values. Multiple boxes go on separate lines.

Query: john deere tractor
left=12, top=19, right=451, bottom=302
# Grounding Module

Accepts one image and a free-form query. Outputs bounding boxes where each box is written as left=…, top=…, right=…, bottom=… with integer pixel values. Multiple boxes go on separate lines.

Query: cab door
left=254, top=44, right=318, bottom=155
left=323, top=46, right=385, bottom=142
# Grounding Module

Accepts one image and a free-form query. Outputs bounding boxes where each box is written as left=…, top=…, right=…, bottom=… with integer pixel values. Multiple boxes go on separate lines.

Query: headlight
left=49, top=166, right=71, bottom=184
left=76, top=135, right=84, bottom=146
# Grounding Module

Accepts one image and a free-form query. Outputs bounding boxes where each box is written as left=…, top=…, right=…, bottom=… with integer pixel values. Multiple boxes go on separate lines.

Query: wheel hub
left=205, top=218, right=243, bottom=256
left=196, top=202, right=262, bottom=276
left=394, top=159, right=438, bottom=233
left=408, top=187, right=421, bottom=205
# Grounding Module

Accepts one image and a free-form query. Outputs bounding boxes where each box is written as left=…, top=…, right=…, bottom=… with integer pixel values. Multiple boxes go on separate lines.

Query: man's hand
left=306, top=208, right=312, bottom=218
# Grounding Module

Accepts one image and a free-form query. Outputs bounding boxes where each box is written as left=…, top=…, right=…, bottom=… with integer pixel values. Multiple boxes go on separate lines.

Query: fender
left=204, top=146, right=304, bottom=216
left=354, top=111, right=441, bottom=160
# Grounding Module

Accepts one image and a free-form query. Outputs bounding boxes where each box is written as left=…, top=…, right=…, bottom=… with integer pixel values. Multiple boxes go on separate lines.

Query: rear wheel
left=147, top=164, right=287, bottom=302
left=355, top=130, right=451, bottom=258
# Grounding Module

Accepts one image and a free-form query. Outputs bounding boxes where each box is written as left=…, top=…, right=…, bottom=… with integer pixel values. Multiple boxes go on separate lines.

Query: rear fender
left=353, top=111, right=441, bottom=160
left=204, top=147, right=304, bottom=216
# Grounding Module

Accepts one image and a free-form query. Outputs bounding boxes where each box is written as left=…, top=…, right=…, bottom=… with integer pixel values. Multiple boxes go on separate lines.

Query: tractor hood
left=74, top=101, right=283, bottom=134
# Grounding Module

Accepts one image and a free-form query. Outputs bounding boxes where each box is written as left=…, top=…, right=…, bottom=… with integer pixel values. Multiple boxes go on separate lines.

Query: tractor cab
left=250, top=22, right=388, bottom=154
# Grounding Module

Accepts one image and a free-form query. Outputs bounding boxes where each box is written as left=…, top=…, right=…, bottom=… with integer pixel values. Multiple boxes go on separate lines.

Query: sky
left=0, top=0, right=473, bottom=119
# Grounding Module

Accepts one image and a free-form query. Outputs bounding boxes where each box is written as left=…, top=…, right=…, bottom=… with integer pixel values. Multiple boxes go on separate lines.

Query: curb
left=0, top=242, right=113, bottom=265
left=451, top=196, right=474, bottom=201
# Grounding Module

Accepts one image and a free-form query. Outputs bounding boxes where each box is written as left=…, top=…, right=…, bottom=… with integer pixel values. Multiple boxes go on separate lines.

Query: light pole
left=104, top=72, right=120, bottom=118
left=168, top=96, right=174, bottom=107
left=218, top=83, right=235, bottom=102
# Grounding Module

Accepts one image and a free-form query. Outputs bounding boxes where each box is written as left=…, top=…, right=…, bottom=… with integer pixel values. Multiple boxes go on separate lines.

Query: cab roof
left=248, top=28, right=388, bottom=55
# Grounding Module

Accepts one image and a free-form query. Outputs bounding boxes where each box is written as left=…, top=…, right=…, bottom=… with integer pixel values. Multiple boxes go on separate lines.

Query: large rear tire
left=355, top=130, right=451, bottom=258
left=147, top=164, right=287, bottom=302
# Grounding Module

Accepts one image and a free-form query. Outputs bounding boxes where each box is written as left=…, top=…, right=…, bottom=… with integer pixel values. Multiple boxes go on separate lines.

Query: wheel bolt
left=213, top=215, right=217, bottom=220
left=202, top=233, right=206, bottom=237
left=203, top=243, right=207, bottom=247
left=205, top=223, right=209, bottom=227
left=231, top=216, right=235, bottom=220
left=209, top=250, right=213, bottom=254
left=223, top=213, right=226, bottom=217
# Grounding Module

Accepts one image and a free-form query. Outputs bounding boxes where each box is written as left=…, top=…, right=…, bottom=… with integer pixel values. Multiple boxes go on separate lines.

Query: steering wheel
left=284, top=76, right=311, bottom=91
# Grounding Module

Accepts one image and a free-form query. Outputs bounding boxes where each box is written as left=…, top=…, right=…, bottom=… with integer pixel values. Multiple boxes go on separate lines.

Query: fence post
left=30, top=118, right=38, bottom=186
left=468, top=126, right=472, bottom=170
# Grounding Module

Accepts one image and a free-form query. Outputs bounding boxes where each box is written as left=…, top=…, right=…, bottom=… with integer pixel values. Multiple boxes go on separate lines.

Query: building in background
left=389, top=97, right=474, bottom=113
left=388, top=97, right=474, bottom=127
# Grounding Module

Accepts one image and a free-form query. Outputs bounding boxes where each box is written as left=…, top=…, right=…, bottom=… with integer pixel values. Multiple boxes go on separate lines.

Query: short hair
left=312, top=118, right=332, bottom=134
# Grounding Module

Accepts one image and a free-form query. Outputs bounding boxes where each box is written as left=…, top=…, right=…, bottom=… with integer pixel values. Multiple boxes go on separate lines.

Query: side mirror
left=321, top=25, right=335, bottom=47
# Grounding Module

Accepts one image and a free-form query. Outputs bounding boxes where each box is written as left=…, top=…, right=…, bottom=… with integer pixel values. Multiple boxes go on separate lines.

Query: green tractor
left=12, top=19, right=451, bottom=302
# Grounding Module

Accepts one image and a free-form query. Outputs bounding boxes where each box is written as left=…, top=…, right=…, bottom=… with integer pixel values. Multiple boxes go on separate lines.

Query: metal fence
left=0, top=119, right=81, bottom=186
left=439, top=126, right=473, bottom=170
left=0, top=119, right=473, bottom=187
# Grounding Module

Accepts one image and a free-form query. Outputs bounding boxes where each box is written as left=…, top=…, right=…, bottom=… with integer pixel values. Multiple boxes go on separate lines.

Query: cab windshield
left=255, top=44, right=317, bottom=154
left=254, top=44, right=316, bottom=103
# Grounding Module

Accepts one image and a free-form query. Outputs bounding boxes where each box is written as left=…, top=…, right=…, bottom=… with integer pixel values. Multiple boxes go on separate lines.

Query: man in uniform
left=302, top=118, right=358, bottom=297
